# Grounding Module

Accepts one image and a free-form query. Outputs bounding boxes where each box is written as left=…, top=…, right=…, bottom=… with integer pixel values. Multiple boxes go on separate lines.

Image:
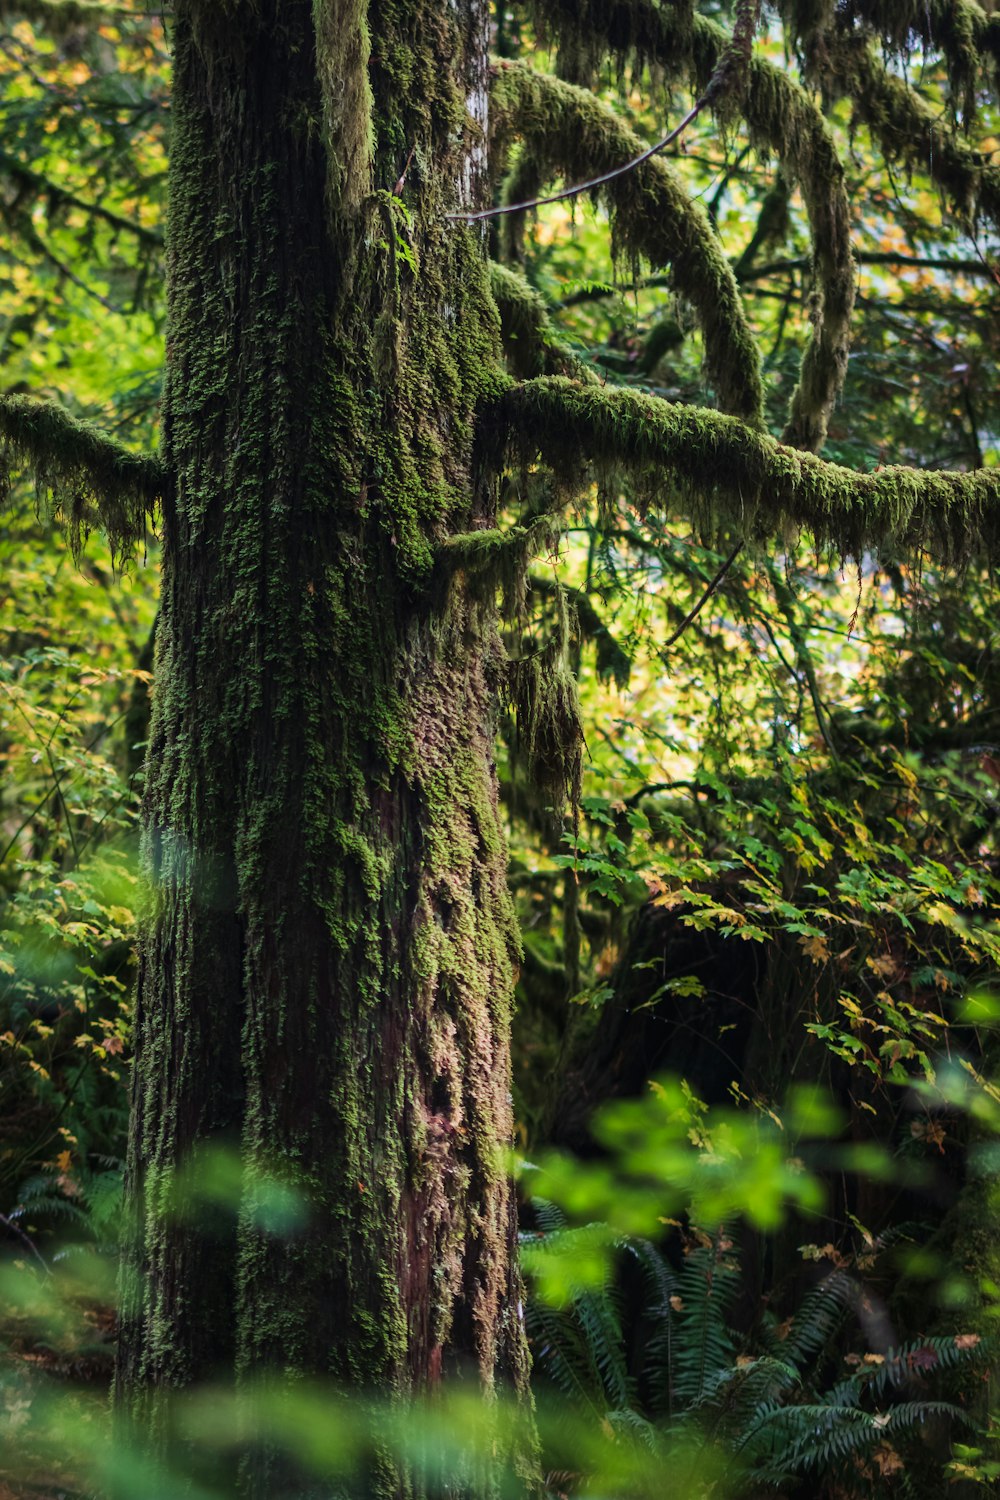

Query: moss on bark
left=114, top=1, right=533, bottom=1489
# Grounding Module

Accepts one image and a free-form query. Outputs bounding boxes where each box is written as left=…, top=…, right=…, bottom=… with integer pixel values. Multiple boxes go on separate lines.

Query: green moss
left=835, top=37, right=1000, bottom=230
left=0, top=393, right=165, bottom=565
left=490, top=60, right=764, bottom=425
left=494, top=375, right=1000, bottom=564
left=529, top=0, right=856, bottom=452
left=507, top=584, right=584, bottom=816
left=312, top=0, right=374, bottom=212
left=489, top=261, right=600, bottom=382
left=827, top=0, right=1000, bottom=118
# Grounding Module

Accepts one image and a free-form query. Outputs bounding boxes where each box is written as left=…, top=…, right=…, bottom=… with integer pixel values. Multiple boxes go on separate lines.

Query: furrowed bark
left=115, top=0, right=533, bottom=1490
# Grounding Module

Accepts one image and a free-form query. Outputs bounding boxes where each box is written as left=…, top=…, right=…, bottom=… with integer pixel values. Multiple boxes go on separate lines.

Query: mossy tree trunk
left=114, top=0, right=530, bottom=1480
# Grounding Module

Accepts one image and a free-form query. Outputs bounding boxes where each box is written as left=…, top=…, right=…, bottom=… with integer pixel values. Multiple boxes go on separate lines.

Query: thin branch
left=448, top=96, right=707, bottom=224
left=659, top=542, right=744, bottom=656
left=740, top=252, right=1000, bottom=284
left=0, top=1211, right=50, bottom=1275
left=0, top=148, right=163, bottom=248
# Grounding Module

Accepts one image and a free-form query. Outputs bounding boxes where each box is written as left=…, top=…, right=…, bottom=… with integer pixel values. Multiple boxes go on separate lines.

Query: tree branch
left=0, top=148, right=163, bottom=248
left=532, top=0, right=855, bottom=453
left=488, top=376, right=1000, bottom=564
left=489, top=262, right=600, bottom=383
left=834, top=38, right=1000, bottom=231
left=0, top=394, right=168, bottom=563
left=0, top=0, right=152, bottom=27
left=833, top=0, right=1000, bottom=117
left=487, top=61, right=763, bottom=425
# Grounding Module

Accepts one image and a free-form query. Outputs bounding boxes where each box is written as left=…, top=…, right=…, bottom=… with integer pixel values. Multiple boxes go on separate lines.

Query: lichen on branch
left=0, top=394, right=166, bottom=563
left=488, top=376, right=1000, bottom=564
left=489, top=60, right=764, bottom=425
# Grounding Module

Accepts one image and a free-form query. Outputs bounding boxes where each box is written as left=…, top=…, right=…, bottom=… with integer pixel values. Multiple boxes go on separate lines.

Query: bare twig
left=447, top=96, right=707, bottom=224
left=659, top=542, right=744, bottom=656
left=0, top=1210, right=51, bottom=1275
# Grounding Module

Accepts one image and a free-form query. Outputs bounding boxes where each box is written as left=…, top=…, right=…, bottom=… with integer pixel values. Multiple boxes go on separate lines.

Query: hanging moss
left=0, top=393, right=166, bottom=564
left=490, top=375, right=1000, bottom=565
left=438, top=514, right=560, bottom=616
left=489, top=261, right=599, bottom=381
left=532, top=0, right=856, bottom=453
left=496, top=149, right=544, bottom=266
left=507, top=584, right=584, bottom=815
left=312, top=0, right=374, bottom=212
left=528, top=572, right=632, bottom=688
left=837, top=0, right=1000, bottom=118
left=489, top=60, right=764, bottom=425
left=776, top=0, right=837, bottom=49
left=834, top=37, right=1000, bottom=228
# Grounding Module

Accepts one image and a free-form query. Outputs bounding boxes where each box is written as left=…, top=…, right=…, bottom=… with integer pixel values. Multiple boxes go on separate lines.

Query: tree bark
left=114, top=0, right=531, bottom=1486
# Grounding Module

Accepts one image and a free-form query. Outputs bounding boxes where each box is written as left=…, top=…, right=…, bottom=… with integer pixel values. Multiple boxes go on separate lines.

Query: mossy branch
left=697, top=22, right=855, bottom=453
left=835, top=38, right=1000, bottom=230
left=489, top=376, right=1000, bottom=564
left=489, top=262, right=600, bottom=382
left=533, top=1, right=855, bottom=453
left=831, top=0, right=1000, bottom=117
left=0, top=395, right=167, bottom=563
left=489, top=60, right=764, bottom=425
left=438, top=516, right=560, bottom=615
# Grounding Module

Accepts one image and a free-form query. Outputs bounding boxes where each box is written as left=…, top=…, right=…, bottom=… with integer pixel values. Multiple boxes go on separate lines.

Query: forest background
left=2, top=0, right=1000, bottom=1496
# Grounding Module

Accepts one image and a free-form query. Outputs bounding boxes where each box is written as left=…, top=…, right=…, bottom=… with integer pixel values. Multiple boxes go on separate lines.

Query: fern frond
left=776, top=1270, right=855, bottom=1370
left=671, top=1242, right=740, bottom=1408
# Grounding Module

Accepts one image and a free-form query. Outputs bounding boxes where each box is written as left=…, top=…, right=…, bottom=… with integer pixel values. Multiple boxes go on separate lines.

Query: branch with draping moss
left=0, top=395, right=168, bottom=563
left=833, top=38, right=1000, bottom=231
left=830, top=0, right=1000, bottom=117
left=531, top=0, right=855, bottom=454
left=489, top=262, right=601, bottom=383
left=488, top=61, right=764, bottom=426
left=484, top=376, right=1000, bottom=563
left=451, top=0, right=760, bottom=227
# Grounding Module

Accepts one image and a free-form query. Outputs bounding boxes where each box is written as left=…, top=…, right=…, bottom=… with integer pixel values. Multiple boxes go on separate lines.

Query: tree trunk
left=115, top=0, right=531, bottom=1484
